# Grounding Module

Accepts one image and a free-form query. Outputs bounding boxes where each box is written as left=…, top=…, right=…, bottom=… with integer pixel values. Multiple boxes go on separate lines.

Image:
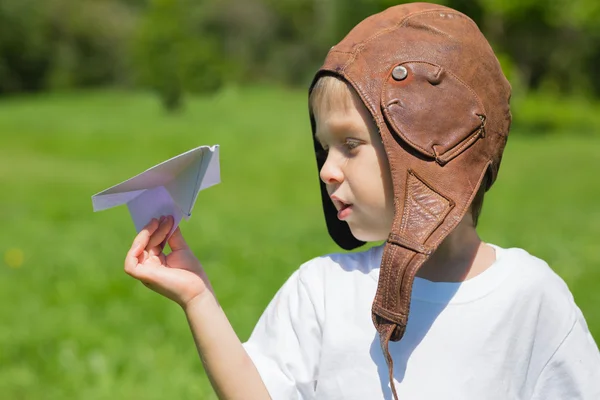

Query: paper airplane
left=92, top=145, right=220, bottom=237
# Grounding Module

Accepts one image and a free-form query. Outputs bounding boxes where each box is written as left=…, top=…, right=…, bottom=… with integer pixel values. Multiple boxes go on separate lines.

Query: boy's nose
left=319, top=153, right=344, bottom=185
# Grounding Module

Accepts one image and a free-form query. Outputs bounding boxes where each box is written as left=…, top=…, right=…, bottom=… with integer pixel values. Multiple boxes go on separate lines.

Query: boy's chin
left=348, top=225, right=389, bottom=243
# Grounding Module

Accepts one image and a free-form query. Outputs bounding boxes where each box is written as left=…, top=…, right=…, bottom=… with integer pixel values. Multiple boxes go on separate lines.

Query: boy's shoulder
left=488, top=244, right=581, bottom=332
left=493, top=244, right=573, bottom=298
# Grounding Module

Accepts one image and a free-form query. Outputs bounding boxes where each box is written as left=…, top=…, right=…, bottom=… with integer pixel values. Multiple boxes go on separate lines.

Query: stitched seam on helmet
left=400, top=170, right=454, bottom=241
left=341, top=8, right=451, bottom=70
left=401, top=10, right=476, bottom=28
left=385, top=244, right=398, bottom=311
left=399, top=253, right=419, bottom=321
left=396, top=248, right=411, bottom=320
left=383, top=243, right=398, bottom=313
left=327, top=49, right=355, bottom=55
left=399, top=172, right=413, bottom=233
left=437, top=125, right=484, bottom=164
left=428, top=161, right=491, bottom=249
left=373, top=305, right=406, bottom=321
left=342, top=9, right=476, bottom=71
left=441, top=67, right=487, bottom=119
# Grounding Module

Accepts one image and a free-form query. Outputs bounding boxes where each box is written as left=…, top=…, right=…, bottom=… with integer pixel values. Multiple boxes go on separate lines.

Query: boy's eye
left=343, top=138, right=362, bottom=151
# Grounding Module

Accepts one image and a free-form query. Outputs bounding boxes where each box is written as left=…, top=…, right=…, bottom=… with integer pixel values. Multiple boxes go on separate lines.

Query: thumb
left=167, top=227, right=189, bottom=251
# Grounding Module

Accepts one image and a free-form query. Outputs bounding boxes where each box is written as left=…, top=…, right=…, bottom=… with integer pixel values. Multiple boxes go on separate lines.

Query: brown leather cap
left=309, top=3, right=511, bottom=398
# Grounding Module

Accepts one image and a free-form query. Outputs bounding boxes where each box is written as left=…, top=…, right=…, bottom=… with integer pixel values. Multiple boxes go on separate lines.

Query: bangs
left=309, top=76, right=355, bottom=119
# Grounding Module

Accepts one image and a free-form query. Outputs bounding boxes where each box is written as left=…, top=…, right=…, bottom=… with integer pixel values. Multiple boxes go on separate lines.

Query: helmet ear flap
left=381, top=62, right=487, bottom=165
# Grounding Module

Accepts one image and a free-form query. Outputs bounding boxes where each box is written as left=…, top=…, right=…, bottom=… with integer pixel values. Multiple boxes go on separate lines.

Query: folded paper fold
left=92, top=145, right=220, bottom=235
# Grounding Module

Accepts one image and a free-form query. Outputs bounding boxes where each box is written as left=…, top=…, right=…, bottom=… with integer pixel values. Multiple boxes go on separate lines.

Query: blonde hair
left=309, top=75, right=355, bottom=119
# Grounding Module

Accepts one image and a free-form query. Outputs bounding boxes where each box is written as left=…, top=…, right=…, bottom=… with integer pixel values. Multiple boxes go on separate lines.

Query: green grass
left=1, top=87, right=599, bottom=399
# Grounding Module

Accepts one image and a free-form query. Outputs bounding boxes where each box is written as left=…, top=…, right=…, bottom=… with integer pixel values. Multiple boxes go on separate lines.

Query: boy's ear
left=381, top=62, right=486, bottom=165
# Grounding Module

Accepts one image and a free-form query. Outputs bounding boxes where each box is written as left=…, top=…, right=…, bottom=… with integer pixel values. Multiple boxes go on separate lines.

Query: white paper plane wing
left=91, top=145, right=220, bottom=234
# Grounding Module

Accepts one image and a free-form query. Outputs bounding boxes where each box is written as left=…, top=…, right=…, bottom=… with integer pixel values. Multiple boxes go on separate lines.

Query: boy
left=124, top=3, right=600, bottom=399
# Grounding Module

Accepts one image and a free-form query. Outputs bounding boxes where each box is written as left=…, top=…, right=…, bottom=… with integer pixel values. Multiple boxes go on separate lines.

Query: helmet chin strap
left=370, top=157, right=492, bottom=399
left=371, top=169, right=456, bottom=400
left=372, top=246, right=430, bottom=400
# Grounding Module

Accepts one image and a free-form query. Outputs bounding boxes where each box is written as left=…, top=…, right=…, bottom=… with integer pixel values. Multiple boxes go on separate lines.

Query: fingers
left=125, top=249, right=161, bottom=282
left=167, top=227, right=189, bottom=251
left=132, top=218, right=159, bottom=255
left=146, top=215, right=174, bottom=252
left=124, top=250, right=138, bottom=277
left=125, top=218, right=159, bottom=277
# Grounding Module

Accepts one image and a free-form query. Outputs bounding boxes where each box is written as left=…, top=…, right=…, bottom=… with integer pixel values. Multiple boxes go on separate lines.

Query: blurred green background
left=1, top=0, right=600, bottom=399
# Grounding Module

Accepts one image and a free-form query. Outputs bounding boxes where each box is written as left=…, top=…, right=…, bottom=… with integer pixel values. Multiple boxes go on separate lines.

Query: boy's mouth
left=331, top=196, right=353, bottom=220
left=337, top=204, right=353, bottom=220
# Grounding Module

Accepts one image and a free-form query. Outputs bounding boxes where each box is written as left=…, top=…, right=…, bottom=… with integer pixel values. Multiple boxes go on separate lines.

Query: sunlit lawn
left=1, top=87, right=599, bottom=399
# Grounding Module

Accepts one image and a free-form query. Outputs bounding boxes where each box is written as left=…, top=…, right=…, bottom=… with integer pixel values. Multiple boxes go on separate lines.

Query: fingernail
left=159, top=216, right=165, bottom=223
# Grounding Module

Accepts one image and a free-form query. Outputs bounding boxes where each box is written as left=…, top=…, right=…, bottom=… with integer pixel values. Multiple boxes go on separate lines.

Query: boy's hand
left=124, top=216, right=212, bottom=309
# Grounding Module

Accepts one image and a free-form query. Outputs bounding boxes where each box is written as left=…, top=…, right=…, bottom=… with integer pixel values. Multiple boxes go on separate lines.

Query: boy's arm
left=124, top=216, right=270, bottom=400
left=184, top=292, right=271, bottom=400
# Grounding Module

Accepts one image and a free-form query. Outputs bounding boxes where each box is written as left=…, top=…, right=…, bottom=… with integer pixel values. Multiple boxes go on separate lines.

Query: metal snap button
left=392, top=65, right=408, bottom=81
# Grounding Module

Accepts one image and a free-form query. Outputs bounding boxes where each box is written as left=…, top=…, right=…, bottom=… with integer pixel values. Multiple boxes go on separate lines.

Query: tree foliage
left=133, top=0, right=227, bottom=111
left=0, top=0, right=135, bottom=94
left=1, top=0, right=600, bottom=107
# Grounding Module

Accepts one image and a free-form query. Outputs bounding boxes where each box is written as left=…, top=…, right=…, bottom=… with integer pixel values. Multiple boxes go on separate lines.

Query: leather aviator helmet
left=308, top=3, right=512, bottom=398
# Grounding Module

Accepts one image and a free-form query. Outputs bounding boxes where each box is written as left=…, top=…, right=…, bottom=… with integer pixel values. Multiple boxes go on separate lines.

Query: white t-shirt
left=243, top=244, right=600, bottom=400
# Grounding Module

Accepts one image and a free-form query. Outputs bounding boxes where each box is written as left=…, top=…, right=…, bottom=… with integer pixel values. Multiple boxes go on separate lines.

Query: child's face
left=314, top=87, right=395, bottom=242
